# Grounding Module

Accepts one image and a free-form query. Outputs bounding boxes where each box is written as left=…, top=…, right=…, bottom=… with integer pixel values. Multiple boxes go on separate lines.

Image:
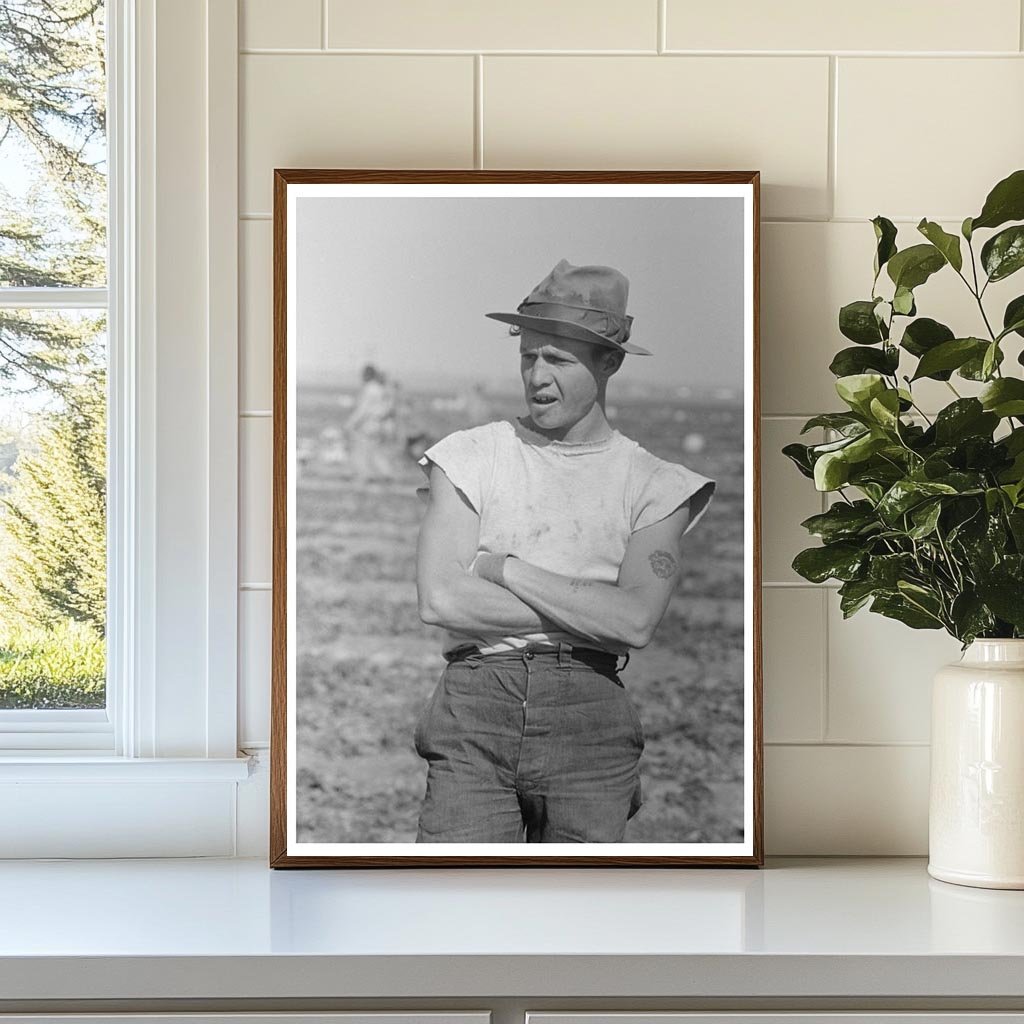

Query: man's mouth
left=531, top=394, right=557, bottom=406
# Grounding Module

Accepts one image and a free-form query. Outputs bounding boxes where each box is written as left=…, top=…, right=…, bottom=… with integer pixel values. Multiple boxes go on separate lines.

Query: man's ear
left=601, top=350, right=625, bottom=378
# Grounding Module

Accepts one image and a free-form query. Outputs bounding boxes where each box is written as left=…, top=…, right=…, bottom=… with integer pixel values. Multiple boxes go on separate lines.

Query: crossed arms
left=415, top=463, right=690, bottom=650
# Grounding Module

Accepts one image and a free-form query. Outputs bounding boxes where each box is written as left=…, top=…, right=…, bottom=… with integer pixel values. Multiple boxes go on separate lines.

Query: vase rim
left=961, top=638, right=1024, bottom=664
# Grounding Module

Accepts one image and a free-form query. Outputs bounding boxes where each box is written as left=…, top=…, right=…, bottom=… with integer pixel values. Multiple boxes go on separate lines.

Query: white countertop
left=3, top=857, right=1024, bottom=1002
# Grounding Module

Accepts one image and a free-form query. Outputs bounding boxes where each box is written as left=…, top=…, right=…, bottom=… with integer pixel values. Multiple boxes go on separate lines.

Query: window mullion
left=0, top=287, right=108, bottom=310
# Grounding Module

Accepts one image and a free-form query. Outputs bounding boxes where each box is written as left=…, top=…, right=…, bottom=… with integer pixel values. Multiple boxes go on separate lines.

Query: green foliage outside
left=0, top=619, right=104, bottom=708
left=0, top=1, right=107, bottom=707
left=0, top=374, right=106, bottom=635
left=785, top=169, right=1024, bottom=645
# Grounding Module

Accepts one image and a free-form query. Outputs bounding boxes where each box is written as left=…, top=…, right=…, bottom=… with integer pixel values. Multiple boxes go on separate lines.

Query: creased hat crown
left=485, top=259, right=651, bottom=356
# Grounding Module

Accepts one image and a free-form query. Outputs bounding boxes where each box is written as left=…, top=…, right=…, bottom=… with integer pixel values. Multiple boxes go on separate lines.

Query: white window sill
left=0, top=755, right=256, bottom=858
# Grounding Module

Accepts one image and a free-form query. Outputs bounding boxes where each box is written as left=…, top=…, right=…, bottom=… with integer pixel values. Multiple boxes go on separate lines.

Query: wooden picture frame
left=271, top=170, right=762, bottom=867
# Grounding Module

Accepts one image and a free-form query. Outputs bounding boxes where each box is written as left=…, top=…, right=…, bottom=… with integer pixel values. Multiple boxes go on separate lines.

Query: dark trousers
left=414, top=642, right=644, bottom=843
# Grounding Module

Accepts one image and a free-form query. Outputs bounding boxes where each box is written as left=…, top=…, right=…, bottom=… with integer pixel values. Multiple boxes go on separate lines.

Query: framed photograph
left=270, top=170, right=762, bottom=867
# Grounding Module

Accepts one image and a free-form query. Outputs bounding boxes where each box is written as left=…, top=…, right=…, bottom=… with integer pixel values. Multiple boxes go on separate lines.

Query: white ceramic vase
left=929, top=639, right=1024, bottom=889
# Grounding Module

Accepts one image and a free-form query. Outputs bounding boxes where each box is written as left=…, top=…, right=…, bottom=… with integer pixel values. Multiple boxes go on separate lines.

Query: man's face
left=519, top=330, right=610, bottom=431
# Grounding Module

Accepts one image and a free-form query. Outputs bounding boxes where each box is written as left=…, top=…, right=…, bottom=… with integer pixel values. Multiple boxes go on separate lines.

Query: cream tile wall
left=235, top=0, right=1024, bottom=853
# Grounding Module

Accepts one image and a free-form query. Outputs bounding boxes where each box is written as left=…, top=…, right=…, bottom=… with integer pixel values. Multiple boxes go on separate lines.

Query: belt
left=446, top=641, right=630, bottom=674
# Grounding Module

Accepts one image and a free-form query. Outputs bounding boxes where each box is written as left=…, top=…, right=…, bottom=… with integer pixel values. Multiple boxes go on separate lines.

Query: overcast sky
left=296, top=195, right=745, bottom=393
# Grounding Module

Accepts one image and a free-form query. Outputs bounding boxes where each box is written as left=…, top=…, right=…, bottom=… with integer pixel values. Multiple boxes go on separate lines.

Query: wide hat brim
left=485, top=311, right=652, bottom=356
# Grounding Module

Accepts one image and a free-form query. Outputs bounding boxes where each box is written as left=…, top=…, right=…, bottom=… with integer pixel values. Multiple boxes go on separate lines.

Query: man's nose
left=528, top=360, right=552, bottom=387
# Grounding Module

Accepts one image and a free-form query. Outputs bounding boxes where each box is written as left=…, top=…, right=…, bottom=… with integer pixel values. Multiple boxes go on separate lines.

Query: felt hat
left=486, top=259, right=652, bottom=356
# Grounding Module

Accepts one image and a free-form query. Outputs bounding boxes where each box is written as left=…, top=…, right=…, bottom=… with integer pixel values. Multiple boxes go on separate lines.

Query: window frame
left=0, top=3, right=117, bottom=750
left=0, top=0, right=247, bottom=856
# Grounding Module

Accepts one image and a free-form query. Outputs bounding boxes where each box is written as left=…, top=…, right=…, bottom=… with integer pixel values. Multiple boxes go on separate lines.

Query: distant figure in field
left=344, top=363, right=400, bottom=483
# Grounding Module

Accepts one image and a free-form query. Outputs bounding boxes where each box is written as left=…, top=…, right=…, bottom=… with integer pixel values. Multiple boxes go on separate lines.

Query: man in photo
left=413, top=259, right=716, bottom=843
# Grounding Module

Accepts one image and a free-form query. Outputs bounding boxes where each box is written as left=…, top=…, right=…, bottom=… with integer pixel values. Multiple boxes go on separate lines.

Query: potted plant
left=785, top=168, right=1024, bottom=889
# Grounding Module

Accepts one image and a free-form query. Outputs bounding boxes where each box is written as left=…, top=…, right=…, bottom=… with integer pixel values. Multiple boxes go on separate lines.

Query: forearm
left=418, top=568, right=553, bottom=635
left=497, top=556, right=652, bottom=649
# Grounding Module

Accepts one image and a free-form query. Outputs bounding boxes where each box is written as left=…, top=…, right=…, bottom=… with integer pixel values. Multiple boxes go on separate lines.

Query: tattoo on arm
left=648, top=549, right=679, bottom=579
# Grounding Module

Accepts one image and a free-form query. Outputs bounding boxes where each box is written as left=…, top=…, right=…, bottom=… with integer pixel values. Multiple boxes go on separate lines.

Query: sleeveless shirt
left=417, top=417, right=715, bottom=656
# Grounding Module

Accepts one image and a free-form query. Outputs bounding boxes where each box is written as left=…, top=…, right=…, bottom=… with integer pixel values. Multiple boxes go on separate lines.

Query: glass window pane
left=0, top=1, right=107, bottom=289
left=0, top=309, right=106, bottom=709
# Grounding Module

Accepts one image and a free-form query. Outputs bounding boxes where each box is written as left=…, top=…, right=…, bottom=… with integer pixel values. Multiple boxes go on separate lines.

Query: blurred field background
left=295, top=377, right=745, bottom=844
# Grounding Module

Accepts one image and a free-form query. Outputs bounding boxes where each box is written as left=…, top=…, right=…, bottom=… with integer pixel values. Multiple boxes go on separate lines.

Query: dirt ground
left=295, top=387, right=746, bottom=844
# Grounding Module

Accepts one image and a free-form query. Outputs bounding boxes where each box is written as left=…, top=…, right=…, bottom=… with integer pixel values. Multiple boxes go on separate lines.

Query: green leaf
left=933, top=399, right=999, bottom=445
left=981, top=225, right=1024, bottom=282
left=900, top=317, right=954, bottom=360
left=809, top=433, right=866, bottom=456
left=887, top=243, right=946, bottom=291
left=917, top=219, right=963, bottom=272
left=976, top=574, right=1024, bottom=629
left=838, top=578, right=879, bottom=617
left=892, top=286, right=916, bottom=316
left=908, top=500, right=942, bottom=539
left=856, top=482, right=885, bottom=504
left=962, top=216, right=974, bottom=241
left=933, top=470, right=987, bottom=494
left=950, top=593, right=996, bottom=644
left=985, top=487, right=1009, bottom=514
left=868, top=553, right=915, bottom=587
left=849, top=456, right=908, bottom=489
left=980, top=378, right=1024, bottom=418
left=872, top=216, right=898, bottom=278
left=911, top=337, right=988, bottom=381
left=1002, top=295, right=1024, bottom=339
left=782, top=442, right=815, bottom=479
left=1009, top=508, right=1024, bottom=547
left=839, top=299, right=887, bottom=345
left=835, top=373, right=886, bottom=413
left=982, top=341, right=1000, bottom=381
left=868, top=389, right=902, bottom=431
left=800, top=413, right=866, bottom=435
left=829, top=345, right=899, bottom=378
left=877, top=479, right=958, bottom=524
left=800, top=501, right=879, bottom=543
left=814, top=450, right=850, bottom=491
left=971, top=168, right=1024, bottom=232
left=959, top=343, right=1004, bottom=381
left=792, top=543, right=866, bottom=584
left=949, top=502, right=1005, bottom=574
left=845, top=431, right=888, bottom=463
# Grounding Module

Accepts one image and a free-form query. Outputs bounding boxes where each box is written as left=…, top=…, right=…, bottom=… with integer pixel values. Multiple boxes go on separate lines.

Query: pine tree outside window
left=0, top=1, right=110, bottom=741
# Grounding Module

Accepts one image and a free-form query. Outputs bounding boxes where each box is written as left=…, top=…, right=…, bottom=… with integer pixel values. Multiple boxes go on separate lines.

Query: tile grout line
left=827, top=55, right=838, bottom=220
left=235, top=213, right=971, bottom=226
left=766, top=740, right=931, bottom=748
left=237, top=47, right=1024, bottom=57
left=474, top=55, right=484, bottom=169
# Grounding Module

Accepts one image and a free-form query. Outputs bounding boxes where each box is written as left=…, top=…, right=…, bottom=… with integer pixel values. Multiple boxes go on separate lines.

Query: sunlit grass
left=0, top=619, right=105, bottom=709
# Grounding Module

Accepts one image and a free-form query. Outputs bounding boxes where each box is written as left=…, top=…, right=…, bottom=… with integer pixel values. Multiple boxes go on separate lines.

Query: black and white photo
left=271, top=171, right=762, bottom=867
